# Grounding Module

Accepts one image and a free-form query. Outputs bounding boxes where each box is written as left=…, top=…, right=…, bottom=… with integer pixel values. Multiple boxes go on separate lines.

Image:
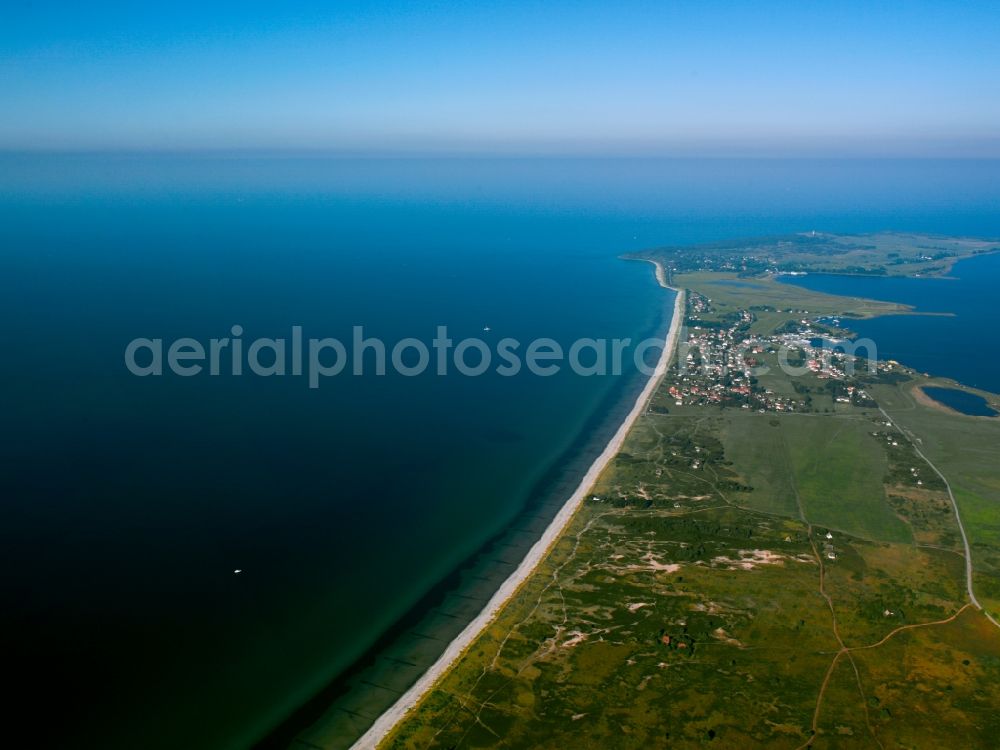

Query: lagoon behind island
left=781, top=251, right=1000, bottom=395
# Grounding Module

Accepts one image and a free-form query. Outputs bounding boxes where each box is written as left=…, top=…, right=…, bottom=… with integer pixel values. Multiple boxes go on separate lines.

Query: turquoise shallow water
left=1, top=156, right=998, bottom=748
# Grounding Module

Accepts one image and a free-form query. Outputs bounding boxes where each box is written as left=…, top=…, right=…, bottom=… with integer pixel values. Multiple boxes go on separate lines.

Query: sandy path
left=351, top=261, right=683, bottom=749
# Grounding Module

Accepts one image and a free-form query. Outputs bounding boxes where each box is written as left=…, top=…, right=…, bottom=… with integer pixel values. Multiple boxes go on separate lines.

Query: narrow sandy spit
left=353, top=260, right=683, bottom=749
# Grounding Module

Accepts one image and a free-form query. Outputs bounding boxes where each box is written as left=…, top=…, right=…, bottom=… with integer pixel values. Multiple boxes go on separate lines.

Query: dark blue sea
left=1, top=156, right=998, bottom=749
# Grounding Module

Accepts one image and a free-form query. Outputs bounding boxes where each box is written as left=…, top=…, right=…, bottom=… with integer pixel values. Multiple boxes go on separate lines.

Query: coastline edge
left=350, top=260, right=684, bottom=749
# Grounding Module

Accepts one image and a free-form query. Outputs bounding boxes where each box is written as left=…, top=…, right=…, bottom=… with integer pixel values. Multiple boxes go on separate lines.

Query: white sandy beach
left=352, top=260, right=684, bottom=749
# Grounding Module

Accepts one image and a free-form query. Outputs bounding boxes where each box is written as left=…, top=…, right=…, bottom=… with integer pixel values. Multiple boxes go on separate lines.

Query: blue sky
left=2, top=1, right=998, bottom=154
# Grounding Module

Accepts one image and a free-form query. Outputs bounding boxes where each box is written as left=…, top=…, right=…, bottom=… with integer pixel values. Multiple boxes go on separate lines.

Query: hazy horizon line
left=4, top=144, right=1000, bottom=160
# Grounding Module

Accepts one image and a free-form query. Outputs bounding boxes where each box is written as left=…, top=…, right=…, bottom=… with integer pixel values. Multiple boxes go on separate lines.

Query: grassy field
left=723, top=413, right=909, bottom=543
left=384, top=408, right=998, bottom=748
left=673, top=272, right=909, bottom=328
left=783, top=416, right=908, bottom=543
